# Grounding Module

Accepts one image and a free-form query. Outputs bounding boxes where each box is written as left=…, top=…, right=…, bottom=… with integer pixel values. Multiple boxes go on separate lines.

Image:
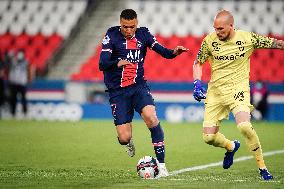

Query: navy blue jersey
left=99, top=26, right=176, bottom=90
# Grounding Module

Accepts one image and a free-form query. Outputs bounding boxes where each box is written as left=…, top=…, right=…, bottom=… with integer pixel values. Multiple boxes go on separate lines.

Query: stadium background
left=0, top=0, right=283, bottom=121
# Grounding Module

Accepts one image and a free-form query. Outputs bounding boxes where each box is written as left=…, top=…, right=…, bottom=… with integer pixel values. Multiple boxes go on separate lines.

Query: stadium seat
left=47, top=33, right=63, bottom=49
left=10, top=0, right=26, bottom=12
left=56, top=1, right=71, bottom=13
left=25, top=23, right=41, bottom=35
left=25, top=0, right=41, bottom=12
left=10, top=23, right=25, bottom=35
left=14, top=33, right=30, bottom=49
left=0, top=33, right=13, bottom=52
left=40, top=1, right=56, bottom=14
left=0, top=1, right=9, bottom=12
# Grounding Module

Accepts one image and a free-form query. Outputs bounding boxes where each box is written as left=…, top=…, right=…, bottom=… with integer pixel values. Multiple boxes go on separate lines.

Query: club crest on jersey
left=212, top=42, right=221, bottom=52
left=102, top=35, right=110, bottom=45
left=137, top=41, right=142, bottom=48
left=236, top=40, right=245, bottom=51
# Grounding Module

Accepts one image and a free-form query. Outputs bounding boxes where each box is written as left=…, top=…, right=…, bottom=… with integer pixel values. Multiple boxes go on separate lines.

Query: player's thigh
left=109, top=91, right=134, bottom=126
left=230, top=83, right=253, bottom=124
left=133, top=83, right=155, bottom=115
left=203, top=91, right=229, bottom=133
left=133, top=84, right=158, bottom=127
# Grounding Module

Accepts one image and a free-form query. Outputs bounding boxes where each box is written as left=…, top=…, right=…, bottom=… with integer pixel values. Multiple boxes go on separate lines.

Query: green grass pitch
left=0, top=119, right=283, bottom=188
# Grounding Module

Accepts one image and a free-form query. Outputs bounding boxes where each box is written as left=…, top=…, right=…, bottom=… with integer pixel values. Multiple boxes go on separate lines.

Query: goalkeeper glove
left=193, top=79, right=206, bottom=102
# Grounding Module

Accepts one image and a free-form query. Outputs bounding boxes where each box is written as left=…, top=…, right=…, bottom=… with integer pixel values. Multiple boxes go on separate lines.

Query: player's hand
left=117, top=59, right=132, bottom=68
left=173, top=46, right=188, bottom=56
left=193, top=79, right=206, bottom=102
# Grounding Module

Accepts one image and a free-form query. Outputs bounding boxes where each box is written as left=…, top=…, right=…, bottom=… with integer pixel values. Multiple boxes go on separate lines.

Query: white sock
left=230, top=141, right=235, bottom=152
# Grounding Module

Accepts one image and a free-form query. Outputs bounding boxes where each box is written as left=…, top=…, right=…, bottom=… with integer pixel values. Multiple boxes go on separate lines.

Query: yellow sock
left=237, top=122, right=266, bottom=169
left=225, top=140, right=234, bottom=152
left=203, top=132, right=233, bottom=151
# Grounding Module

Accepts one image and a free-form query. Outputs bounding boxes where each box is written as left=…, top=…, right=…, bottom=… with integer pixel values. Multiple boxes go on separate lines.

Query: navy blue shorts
left=108, top=82, right=155, bottom=125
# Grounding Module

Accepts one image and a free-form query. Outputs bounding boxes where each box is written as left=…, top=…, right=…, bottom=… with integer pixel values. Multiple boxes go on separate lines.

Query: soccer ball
left=136, top=156, right=159, bottom=179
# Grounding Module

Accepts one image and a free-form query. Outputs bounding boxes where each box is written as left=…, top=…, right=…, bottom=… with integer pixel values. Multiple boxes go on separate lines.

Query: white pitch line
left=169, top=149, right=284, bottom=176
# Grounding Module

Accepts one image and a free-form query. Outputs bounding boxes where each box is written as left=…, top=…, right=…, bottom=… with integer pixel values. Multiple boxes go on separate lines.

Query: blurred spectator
left=251, top=81, right=269, bottom=120
left=89, top=90, right=108, bottom=104
left=8, top=49, right=34, bottom=117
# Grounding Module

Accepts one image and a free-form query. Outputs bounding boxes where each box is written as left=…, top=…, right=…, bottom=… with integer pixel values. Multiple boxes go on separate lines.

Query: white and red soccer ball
left=136, top=156, right=159, bottom=179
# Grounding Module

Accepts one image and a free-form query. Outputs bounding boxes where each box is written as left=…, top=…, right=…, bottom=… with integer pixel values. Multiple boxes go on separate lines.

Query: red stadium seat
left=31, top=33, right=47, bottom=48
left=47, top=33, right=63, bottom=49
left=24, top=45, right=37, bottom=61
left=0, top=33, right=14, bottom=52
left=0, top=31, right=64, bottom=75
left=14, top=33, right=30, bottom=49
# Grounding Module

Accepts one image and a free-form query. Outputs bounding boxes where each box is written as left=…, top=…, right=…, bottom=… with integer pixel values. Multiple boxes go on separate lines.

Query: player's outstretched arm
left=173, top=46, right=189, bottom=56
left=152, top=43, right=188, bottom=59
left=193, top=60, right=206, bottom=102
left=252, top=33, right=284, bottom=50
left=271, top=39, right=284, bottom=49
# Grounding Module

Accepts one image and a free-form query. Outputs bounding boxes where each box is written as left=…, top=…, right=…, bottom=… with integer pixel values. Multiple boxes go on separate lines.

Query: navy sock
left=149, top=123, right=165, bottom=163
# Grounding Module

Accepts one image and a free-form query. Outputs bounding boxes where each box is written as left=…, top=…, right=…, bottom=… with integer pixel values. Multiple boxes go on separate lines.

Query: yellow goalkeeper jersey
left=197, top=30, right=273, bottom=95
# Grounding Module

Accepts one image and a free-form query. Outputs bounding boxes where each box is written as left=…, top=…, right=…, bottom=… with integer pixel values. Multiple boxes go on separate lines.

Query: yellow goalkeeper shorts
left=203, top=82, right=254, bottom=127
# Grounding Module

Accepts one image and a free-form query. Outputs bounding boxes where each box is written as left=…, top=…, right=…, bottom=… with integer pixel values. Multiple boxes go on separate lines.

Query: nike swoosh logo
left=252, top=147, right=259, bottom=151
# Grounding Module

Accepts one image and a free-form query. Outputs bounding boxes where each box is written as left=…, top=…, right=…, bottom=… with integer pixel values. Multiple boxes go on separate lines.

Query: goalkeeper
left=193, top=10, right=284, bottom=180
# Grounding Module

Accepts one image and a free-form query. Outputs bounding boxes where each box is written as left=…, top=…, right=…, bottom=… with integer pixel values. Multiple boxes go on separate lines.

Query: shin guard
left=237, top=122, right=266, bottom=168
left=149, top=123, right=165, bottom=163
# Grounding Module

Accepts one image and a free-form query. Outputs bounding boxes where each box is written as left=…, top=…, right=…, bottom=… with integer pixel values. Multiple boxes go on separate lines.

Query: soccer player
left=193, top=10, right=284, bottom=180
left=99, top=9, right=188, bottom=177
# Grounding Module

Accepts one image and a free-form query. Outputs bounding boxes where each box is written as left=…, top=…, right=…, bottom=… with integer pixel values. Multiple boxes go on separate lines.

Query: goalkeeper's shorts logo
left=234, top=91, right=245, bottom=101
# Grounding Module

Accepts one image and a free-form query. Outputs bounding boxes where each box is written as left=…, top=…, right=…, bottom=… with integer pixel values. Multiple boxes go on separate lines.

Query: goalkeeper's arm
left=193, top=60, right=206, bottom=102
left=193, top=60, right=203, bottom=81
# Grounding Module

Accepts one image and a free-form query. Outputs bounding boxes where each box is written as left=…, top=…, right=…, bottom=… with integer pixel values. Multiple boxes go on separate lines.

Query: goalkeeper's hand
left=193, top=79, right=206, bottom=102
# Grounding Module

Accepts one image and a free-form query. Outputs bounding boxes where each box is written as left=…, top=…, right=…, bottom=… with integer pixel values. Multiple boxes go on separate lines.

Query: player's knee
left=117, top=136, right=131, bottom=145
left=144, top=114, right=159, bottom=127
left=234, top=108, right=251, bottom=125
left=203, top=133, right=216, bottom=145
left=237, top=122, right=254, bottom=139
left=142, top=105, right=159, bottom=127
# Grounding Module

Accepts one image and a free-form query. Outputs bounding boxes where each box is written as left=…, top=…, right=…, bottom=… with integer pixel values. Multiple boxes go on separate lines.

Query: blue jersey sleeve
left=99, top=29, right=119, bottom=71
left=142, top=27, right=176, bottom=59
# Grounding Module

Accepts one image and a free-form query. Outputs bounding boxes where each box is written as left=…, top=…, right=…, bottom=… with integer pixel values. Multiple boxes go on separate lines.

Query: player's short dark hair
left=120, top=9, right=137, bottom=20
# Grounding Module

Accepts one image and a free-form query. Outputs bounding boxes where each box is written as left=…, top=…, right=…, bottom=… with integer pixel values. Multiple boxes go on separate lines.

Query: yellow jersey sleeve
left=196, top=38, right=210, bottom=64
left=251, top=32, right=273, bottom=49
